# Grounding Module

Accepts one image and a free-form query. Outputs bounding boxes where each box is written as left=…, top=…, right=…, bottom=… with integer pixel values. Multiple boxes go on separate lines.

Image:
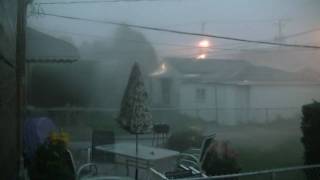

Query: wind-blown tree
left=301, top=101, right=320, bottom=180
left=31, top=25, right=159, bottom=108
left=92, top=25, right=159, bottom=107
left=110, top=25, right=158, bottom=74
left=30, top=62, right=95, bottom=107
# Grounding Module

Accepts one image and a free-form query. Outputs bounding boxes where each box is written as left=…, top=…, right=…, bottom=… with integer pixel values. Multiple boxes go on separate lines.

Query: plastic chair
left=87, top=130, right=115, bottom=163
left=66, top=149, right=132, bottom=180
left=177, top=134, right=215, bottom=172
left=63, top=149, right=98, bottom=180
left=149, top=166, right=204, bottom=180
left=149, top=134, right=215, bottom=179
left=152, top=124, right=170, bottom=146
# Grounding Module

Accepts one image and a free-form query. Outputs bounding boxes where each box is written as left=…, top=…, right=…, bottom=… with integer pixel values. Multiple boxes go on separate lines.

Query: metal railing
left=150, top=164, right=320, bottom=180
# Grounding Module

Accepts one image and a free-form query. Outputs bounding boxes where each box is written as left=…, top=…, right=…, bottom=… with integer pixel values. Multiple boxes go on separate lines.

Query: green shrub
left=166, top=128, right=204, bottom=152
left=152, top=110, right=206, bottom=132
left=202, top=141, right=240, bottom=177
left=301, top=101, right=320, bottom=180
left=29, top=132, right=75, bottom=180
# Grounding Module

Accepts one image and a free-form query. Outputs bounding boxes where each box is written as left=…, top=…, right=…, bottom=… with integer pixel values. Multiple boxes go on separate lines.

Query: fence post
left=215, top=107, right=219, bottom=123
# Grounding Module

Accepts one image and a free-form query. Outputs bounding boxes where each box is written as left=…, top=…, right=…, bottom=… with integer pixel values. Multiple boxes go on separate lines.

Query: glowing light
left=196, top=54, right=207, bottom=59
left=161, top=63, right=166, bottom=71
left=198, top=40, right=210, bottom=48
left=151, top=63, right=167, bottom=76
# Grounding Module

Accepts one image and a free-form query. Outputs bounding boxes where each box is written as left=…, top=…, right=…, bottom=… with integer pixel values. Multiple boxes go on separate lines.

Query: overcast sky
left=27, top=0, right=320, bottom=59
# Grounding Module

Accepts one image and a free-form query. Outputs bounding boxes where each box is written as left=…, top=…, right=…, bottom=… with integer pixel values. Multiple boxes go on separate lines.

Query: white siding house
left=150, top=58, right=320, bottom=125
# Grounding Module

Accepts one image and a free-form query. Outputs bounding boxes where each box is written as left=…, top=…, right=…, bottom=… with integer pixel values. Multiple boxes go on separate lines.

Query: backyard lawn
left=205, top=118, right=304, bottom=172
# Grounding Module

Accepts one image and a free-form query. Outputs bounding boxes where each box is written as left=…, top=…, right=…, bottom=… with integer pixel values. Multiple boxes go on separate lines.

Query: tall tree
left=93, top=26, right=159, bottom=107
left=110, top=25, right=158, bottom=74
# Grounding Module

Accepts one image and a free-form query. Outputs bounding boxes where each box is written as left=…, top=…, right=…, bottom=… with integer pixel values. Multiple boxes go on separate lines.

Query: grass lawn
left=207, top=119, right=305, bottom=172
left=237, top=137, right=303, bottom=171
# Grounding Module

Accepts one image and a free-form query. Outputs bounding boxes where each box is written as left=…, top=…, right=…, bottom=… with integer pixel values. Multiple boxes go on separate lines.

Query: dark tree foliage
left=30, top=61, right=96, bottom=107
left=29, top=140, right=75, bottom=180
left=166, top=129, right=204, bottom=152
left=201, top=141, right=240, bottom=178
left=110, top=25, right=158, bottom=74
left=301, top=101, right=320, bottom=180
left=107, top=25, right=158, bottom=105
left=30, top=26, right=158, bottom=108
left=79, top=26, right=159, bottom=108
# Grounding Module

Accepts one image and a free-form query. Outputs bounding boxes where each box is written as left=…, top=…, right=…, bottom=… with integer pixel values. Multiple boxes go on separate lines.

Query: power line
left=34, top=0, right=122, bottom=4
left=283, top=28, right=320, bottom=39
left=33, top=0, right=175, bottom=5
left=30, top=25, right=320, bottom=60
left=216, top=27, right=320, bottom=50
left=28, top=26, right=262, bottom=51
left=36, top=26, right=315, bottom=54
left=197, top=24, right=320, bottom=50
left=36, top=12, right=320, bottom=49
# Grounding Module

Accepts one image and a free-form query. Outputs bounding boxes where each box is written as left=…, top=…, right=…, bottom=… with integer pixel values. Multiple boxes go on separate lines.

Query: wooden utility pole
left=16, top=0, right=27, bottom=176
left=274, top=19, right=290, bottom=44
left=201, top=22, right=206, bottom=34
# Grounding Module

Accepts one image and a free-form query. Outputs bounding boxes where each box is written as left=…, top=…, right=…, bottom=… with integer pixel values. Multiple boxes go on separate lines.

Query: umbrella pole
left=135, top=133, right=139, bottom=180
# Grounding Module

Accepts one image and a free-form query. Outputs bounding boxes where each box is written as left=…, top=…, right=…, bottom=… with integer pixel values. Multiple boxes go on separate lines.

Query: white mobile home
left=150, top=58, right=320, bottom=125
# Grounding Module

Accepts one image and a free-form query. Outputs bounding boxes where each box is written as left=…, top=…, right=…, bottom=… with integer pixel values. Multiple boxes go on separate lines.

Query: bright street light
left=196, top=54, right=207, bottom=60
left=198, top=40, right=210, bottom=48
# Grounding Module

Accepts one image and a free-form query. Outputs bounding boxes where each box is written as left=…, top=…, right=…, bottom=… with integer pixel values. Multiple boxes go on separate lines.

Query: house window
left=195, top=88, right=206, bottom=102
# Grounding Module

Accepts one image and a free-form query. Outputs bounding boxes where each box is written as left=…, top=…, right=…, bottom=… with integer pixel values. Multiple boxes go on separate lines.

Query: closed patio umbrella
left=117, top=62, right=153, bottom=180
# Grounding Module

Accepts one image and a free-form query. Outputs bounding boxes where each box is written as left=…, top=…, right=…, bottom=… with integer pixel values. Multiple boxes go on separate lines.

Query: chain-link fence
left=30, top=106, right=301, bottom=126
left=176, top=107, right=300, bottom=125
left=26, top=106, right=302, bottom=142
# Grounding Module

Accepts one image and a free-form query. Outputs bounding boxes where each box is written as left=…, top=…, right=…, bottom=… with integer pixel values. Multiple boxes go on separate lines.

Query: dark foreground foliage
left=166, top=128, right=204, bottom=152
left=301, top=101, right=320, bottom=180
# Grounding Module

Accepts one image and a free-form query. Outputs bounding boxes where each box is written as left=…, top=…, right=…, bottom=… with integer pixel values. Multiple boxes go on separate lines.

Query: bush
left=301, top=101, right=320, bottom=180
left=166, top=128, right=204, bottom=152
left=151, top=110, right=206, bottom=132
left=202, top=141, right=240, bottom=177
left=29, top=132, right=75, bottom=180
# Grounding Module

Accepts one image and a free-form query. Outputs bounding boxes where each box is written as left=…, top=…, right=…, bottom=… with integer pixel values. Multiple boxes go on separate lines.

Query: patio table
left=96, top=143, right=179, bottom=177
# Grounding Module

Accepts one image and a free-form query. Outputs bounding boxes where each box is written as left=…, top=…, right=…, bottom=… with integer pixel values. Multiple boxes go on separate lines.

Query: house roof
left=234, top=66, right=298, bottom=81
left=164, top=57, right=250, bottom=75
left=155, top=57, right=320, bottom=84
left=26, top=27, right=80, bottom=60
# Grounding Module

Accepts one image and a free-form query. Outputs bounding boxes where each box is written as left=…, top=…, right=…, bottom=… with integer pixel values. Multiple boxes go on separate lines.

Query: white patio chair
left=177, top=134, right=215, bottom=173
left=71, top=150, right=133, bottom=180
left=149, top=166, right=204, bottom=180
left=177, top=134, right=215, bottom=172
left=149, top=134, right=215, bottom=179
